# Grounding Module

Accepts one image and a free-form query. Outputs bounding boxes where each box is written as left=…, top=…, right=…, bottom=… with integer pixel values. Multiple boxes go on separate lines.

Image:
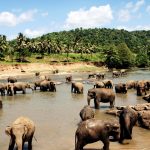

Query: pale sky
left=0, top=0, right=150, bottom=40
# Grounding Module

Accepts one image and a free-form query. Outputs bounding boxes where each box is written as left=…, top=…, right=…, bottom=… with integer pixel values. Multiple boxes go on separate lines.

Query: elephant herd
left=1, top=71, right=150, bottom=150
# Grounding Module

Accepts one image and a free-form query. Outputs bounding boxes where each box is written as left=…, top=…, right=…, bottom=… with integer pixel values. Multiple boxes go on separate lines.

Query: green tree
left=116, top=43, right=134, bottom=68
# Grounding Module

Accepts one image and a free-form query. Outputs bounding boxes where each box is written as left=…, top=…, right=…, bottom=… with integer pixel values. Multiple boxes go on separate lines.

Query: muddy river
left=0, top=68, right=150, bottom=150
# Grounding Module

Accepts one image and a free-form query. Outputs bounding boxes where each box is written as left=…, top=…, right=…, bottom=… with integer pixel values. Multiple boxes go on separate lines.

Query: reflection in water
left=0, top=69, right=150, bottom=150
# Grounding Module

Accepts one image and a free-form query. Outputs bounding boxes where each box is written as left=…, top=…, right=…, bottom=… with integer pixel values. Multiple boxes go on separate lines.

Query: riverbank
left=0, top=62, right=108, bottom=80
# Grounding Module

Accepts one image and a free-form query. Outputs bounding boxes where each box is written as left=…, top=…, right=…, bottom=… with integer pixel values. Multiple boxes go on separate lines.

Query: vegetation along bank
left=0, top=28, right=150, bottom=68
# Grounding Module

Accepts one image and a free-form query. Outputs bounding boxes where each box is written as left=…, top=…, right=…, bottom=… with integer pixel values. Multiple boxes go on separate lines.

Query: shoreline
left=0, top=62, right=108, bottom=80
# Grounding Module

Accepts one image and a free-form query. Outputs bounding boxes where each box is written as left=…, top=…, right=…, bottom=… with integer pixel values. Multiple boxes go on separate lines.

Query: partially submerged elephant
left=87, top=88, right=115, bottom=109
left=7, top=76, right=17, bottom=83
left=136, top=80, right=147, bottom=96
left=119, top=106, right=138, bottom=144
left=40, top=80, right=56, bottom=92
left=103, top=79, right=113, bottom=88
left=75, top=119, right=120, bottom=150
left=66, top=75, right=72, bottom=83
left=7, top=82, right=33, bottom=95
left=5, top=116, right=35, bottom=150
left=115, top=83, right=127, bottom=94
left=71, top=82, right=83, bottom=94
left=94, top=81, right=105, bottom=88
left=79, top=105, right=94, bottom=121
left=0, top=83, right=6, bottom=96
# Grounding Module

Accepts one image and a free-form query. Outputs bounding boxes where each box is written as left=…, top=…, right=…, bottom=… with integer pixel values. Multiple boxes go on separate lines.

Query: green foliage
left=116, top=43, right=135, bottom=68
left=135, top=51, right=149, bottom=67
left=0, top=28, right=150, bottom=68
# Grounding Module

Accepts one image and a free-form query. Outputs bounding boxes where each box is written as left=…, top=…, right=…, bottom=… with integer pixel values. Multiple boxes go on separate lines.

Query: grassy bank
left=2, top=53, right=105, bottom=64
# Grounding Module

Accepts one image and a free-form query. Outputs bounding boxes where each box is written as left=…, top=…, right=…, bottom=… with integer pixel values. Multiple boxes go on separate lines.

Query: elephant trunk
left=16, top=138, right=23, bottom=150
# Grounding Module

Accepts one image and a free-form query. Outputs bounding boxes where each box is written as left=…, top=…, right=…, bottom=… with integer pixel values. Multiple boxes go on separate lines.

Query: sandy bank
left=0, top=62, right=108, bottom=80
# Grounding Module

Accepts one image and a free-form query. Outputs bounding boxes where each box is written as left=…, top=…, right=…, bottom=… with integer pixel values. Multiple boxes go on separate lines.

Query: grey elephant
left=136, top=80, right=147, bottom=96
left=75, top=119, right=120, bottom=150
left=65, top=75, right=72, bottom=83
left=79, top=105, right=95, bottom=121
left=126, top=80, right=137, bottom=89
left=96, top=73, right=105, bottom=80
left=87, top=88, right=115, bottom=109
left=103, top=79, right=113, bottom=88
left=34, top=78, right=51, bottom=90
left=0, top=83, right=6, bottom=96
left=40, top=80, right=56, bottom=92
left=5, top=116, right=35, bottom=150
left=71, top=82, right=83, bottom=94
left=119, top=106, right=138, bottom=143
left=7, top=76, right=17, bottom=83
left=115, top=83, right=127, bottom=93
left=112, top=71, right=120, bottom=78
left=94, top=81, right=105, bottom=88
left=8, top=82, right=33, bottom=95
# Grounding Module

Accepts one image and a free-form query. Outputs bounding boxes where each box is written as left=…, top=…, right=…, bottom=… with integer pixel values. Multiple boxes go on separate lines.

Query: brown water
left=0, top=68, right=150, bottom=150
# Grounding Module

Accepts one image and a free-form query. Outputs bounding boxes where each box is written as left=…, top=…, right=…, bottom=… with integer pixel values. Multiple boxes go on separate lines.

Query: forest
left=0, top=28, right=150, bottom=68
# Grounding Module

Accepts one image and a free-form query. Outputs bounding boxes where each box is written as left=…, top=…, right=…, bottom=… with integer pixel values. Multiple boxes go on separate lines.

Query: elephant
left=112, top=71, right=120, bottom=78
left=136, top=80, right=147, bottom=96
left=96, top=73, right=105, bottom=80
left=71, top=82, right=83, bottom=94
left=138, top=111, right=150, bottom=129
left=39, top=75, right=51, bottom=81
left=94, top=81, right=105, bottom=88
left=0, top=83, right=6, bottom=96
left=87, top=88, right=115, bottom=109
left=34, top=79, right=51, bottom=90
left=120, top=69, right=127, bottom=76
left=103, top=79, right=113, bottom=88
left=88, top=73, right=96, bottom=79
left=143, top=94, right=150, bottom=102
left=115, top=83, right=127, bottom=94
left=40, top=80, right=56, bottom=92
left=142, top=80, right=150, bottom=91
left=119, top=106, right=138, bottom=144
left=79, top=105, right=95, bottom=121
left=8, top=82, right=33, bottom=95
left=5, top=116, right=35, bottom=150
left=126, top=80, right=137, bottom=89
left=7, top=76, right=17, bottom=83
left=65, top=75, right=72, bottom=83
left=6, top=83, right=14, bottom=96
left=75, top=119, right=120, bottom=150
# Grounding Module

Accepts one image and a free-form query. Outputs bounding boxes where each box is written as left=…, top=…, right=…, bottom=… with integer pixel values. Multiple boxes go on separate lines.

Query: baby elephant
left=79, top=105, right=95, bottom=121
left=5, top=116, right=35, bottom=150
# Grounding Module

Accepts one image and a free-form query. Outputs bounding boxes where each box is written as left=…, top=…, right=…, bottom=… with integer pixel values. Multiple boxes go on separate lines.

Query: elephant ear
left=5, top=126, right=12, bottom=136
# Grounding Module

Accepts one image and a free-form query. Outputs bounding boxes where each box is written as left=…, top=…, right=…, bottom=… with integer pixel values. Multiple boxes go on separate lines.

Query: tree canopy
left=1, top=28, right=150, bottom=68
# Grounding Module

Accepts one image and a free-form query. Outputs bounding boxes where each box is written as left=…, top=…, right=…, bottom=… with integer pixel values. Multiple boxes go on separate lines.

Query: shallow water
left=0, top=68, right=150, bottom=150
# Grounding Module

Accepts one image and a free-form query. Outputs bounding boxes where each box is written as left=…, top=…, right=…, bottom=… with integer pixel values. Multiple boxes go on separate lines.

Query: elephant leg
left=14, top=89, right=16, bottom=95
left=22, top=89, right=26, bottom=94
left=8, top=138, right=15, bottom=150
left=110, top=100, right=114, bottom=108
left=102, top=138, right=109, bottom=150
left=28, top=135, right=33, bottom=150
left=76, top=140, right=85, bottom=150
left=119, top=125, right=124, bottom=143
left=94, top=98, right=100, bottom=109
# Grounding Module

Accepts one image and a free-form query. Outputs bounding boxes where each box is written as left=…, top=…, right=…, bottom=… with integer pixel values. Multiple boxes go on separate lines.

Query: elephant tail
left=75, top=132, right=77, bottom=150
left=34, top=136, right=37, bottom=142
